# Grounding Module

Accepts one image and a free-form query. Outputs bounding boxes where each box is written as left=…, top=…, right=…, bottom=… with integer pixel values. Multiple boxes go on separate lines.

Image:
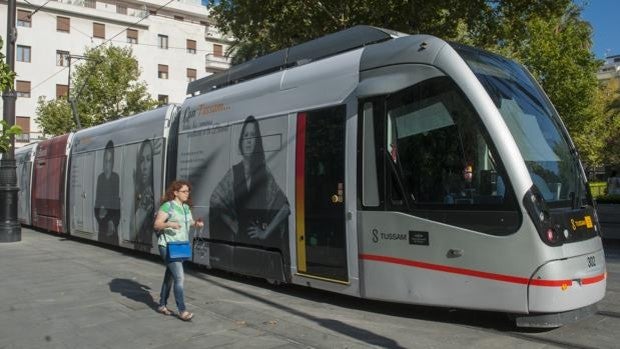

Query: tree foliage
left=599, top=78, right=620, bottom=166
left=0, top=36, right=20, bottom=153
left=503, top=5, right=605, bottom=167
left=0, top=37, right=15, bottom=91
left=36, top=45, right=158, bottom=136
left=207, top=0, right=570, bottom=63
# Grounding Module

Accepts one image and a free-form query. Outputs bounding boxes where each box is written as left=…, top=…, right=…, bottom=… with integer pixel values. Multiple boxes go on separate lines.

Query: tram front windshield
left=457, top=47, right=587, bottom=208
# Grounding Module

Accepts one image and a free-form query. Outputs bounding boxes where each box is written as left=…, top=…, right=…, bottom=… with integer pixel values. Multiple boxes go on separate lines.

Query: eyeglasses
left=177, top=190, right=190, bottom=194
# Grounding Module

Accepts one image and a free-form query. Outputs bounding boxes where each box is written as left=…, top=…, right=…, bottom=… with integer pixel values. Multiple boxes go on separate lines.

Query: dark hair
left=135, top=139, right=153, bottom=192
left=238, top=115, right=266, bottom=172
left=104, top=140, right=114, bottom=165
left=161, top=180, right=192, bottom=206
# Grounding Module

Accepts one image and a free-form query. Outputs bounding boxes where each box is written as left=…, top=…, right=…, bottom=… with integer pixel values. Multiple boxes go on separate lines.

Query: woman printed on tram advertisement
left=94, top=140, right=120, bottom=245
left=209, top=115, right=290, bottom=249
left=131, top=139, right=156, bottom=251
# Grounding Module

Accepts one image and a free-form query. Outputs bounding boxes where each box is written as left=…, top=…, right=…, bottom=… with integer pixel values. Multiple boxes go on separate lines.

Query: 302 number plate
left=587, top=255, right=596, bottom=268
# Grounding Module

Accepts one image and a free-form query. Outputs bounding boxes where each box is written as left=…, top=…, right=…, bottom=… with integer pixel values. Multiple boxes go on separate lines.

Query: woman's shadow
left=109, top=278, right=159, bottom=311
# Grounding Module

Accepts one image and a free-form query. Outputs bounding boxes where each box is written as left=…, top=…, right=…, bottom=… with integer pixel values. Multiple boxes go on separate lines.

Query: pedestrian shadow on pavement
left=109, top=278, right=159, bottom=311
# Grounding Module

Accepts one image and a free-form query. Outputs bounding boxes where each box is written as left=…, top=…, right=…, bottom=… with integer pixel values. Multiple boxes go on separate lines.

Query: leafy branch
left=0, top=120, right=22, bottom=153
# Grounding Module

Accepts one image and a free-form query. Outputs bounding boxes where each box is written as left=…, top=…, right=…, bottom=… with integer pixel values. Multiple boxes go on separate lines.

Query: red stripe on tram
left=581, top=273, right=606, bottom=285
left=359, top=253, right=606, bottom=287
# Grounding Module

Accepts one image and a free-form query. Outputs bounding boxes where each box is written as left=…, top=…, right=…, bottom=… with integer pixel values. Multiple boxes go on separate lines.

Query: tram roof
left=187, top=25, right=407, bottom=96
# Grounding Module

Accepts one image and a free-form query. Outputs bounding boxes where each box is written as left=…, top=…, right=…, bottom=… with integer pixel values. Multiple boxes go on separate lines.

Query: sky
left=580, top=0, right=620, bottom=58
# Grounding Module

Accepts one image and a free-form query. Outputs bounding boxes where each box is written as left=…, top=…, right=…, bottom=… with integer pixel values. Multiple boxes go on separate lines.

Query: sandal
left=178, top=311, right=194, bottom=321
left=157, top=306, right=173, bottom=316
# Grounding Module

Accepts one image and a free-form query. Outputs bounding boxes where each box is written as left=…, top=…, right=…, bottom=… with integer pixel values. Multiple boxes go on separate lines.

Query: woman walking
left=153, top=180, right=203, bottom=321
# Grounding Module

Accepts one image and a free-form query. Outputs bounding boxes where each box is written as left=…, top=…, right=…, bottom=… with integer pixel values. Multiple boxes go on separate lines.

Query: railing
left=15, top=133, right=30, bottom=143
left=15, top=132, right=47, bottom=145
left=205, top=53, right=231, bottom=71
left=55, top=0, right=148, bottom=19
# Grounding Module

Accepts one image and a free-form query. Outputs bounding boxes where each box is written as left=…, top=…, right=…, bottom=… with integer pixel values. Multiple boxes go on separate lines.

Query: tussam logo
left=371, top=229, right=407, bottom=243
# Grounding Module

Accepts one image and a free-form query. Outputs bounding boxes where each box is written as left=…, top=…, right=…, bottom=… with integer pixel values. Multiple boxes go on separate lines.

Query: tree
left=503, top=4, right=605, bottom=168
left=36, top=45, right=158, bottom=135
left=599, top=78, right=620, bottom=166
left=0, top=36, right=19, bottom=153
left=207, top=0, right=570, bottom=63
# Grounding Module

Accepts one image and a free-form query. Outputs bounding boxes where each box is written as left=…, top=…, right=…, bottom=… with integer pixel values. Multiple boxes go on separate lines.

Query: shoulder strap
left=160, top=201, right=175, bottom=242
left=167, top=201, right=174, bottom=217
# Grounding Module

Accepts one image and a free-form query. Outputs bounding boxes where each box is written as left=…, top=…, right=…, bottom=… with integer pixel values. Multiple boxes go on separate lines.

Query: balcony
left=15, top=132, right=47, bottom=146
left=205, top=54, right=231, bottom=73
left=597, top=65, right=620, bottom=81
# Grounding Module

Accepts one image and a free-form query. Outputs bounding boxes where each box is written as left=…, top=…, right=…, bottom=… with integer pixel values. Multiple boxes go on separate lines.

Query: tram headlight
left=523, top=185, right=563, bottom=246
left=545, top=228, right=555, bottom=242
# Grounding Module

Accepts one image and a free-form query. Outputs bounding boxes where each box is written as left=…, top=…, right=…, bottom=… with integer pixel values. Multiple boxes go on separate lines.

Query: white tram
left=179, top=26, right=605, bottom=327
left=23, top=26, right=605, bottom=327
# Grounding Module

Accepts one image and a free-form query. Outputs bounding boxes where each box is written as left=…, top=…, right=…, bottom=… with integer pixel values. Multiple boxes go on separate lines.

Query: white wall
left=0, top=0, right=231, bottom=145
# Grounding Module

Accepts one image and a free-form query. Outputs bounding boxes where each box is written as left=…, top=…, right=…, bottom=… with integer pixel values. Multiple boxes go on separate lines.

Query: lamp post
left=0, top=0, right=21, bottom=242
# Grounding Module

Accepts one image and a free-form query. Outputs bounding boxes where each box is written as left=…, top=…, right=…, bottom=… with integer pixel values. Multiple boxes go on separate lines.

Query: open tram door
left=295, top=107, right=349, bottom=282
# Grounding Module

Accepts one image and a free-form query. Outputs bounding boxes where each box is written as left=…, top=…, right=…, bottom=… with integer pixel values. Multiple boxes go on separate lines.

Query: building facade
left=0, top=0, right=232, bottom=146
left=597, top=54, right=620, bottom=82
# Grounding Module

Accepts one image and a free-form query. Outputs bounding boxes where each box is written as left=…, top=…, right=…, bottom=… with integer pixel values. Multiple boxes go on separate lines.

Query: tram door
left=70, top=153, right=95, bottom=234
left=296, top=106, right=348, bottom=282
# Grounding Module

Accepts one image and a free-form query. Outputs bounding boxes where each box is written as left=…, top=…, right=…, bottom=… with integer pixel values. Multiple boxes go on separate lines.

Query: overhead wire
left=22, top=0, right=94, bottom=41
left=27, top=0, right=177, bottom=92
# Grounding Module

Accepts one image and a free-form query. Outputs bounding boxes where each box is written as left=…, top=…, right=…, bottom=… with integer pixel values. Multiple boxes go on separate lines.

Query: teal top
left=158, top=200, right=194, bottom=247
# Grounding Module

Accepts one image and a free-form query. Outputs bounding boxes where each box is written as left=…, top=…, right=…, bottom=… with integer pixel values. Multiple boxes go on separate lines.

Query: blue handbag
left=166, top=240, right=192, bottom=261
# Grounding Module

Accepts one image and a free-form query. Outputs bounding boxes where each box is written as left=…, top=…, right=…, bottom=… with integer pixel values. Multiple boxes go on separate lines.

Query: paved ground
left=1, top=228, right=398, bottom=349
left=1, top=228, right=619, bottom=349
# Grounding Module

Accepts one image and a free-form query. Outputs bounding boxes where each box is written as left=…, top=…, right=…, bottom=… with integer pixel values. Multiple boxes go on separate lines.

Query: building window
left=174, top=15, right=184, bottom=21
left=615, top=58, right=620, bottom=63
left=187, top=68, right=197, bottom=82
left=84, top=0, right=96, bottom=8
left=186, top=39, right=196, bottom=54
left=16, top=45, right=31, bottom=63
left=16, top=81, right=31, bottom=98
left=158, top=64, right=168, bottom=79
left=56, top=84, right=69, bottom=99
left=158, top=95, right=168, bottom=105
left=16, top=116, right=30, bottom=142
left=126, top=29, right=138, bottom=44
left=158, top=35, right=168, bottom=49
left=56, top=50, right=70, bottom=67
left=57, top=16, right=70, bottom=33
left=213, top=44, right=223, bottom=57
left=17, top=10, right=32, bottom=27
left=117, top=3, right=127, bottom=14
left=149, top=10, right=157, bottom=15
left=93, top=23, right=105, bottom=39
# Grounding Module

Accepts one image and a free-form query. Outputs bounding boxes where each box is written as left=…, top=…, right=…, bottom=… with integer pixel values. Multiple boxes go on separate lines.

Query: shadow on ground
left=109, top=278, right=159, bottom=311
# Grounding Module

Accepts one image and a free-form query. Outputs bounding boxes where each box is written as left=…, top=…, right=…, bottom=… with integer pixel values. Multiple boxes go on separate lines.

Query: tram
left=18, top=26, right=605, bottom=327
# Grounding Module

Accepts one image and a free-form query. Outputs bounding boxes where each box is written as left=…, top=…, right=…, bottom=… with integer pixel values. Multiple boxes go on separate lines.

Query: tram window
left=362, top=102, right=380, bottom=207
left=386, top=77, right=514, bottom=211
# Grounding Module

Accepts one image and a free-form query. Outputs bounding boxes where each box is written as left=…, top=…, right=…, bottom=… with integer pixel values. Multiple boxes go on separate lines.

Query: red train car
left=31, top=134, right=72, bottom=233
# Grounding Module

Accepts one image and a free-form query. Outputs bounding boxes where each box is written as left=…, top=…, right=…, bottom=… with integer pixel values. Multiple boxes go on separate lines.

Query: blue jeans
left=158, top=245, right=186, bottom=312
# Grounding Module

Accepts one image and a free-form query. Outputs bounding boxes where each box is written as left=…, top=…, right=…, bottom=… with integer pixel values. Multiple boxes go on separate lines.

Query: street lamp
left=0, top=0, right=20, bottom=242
